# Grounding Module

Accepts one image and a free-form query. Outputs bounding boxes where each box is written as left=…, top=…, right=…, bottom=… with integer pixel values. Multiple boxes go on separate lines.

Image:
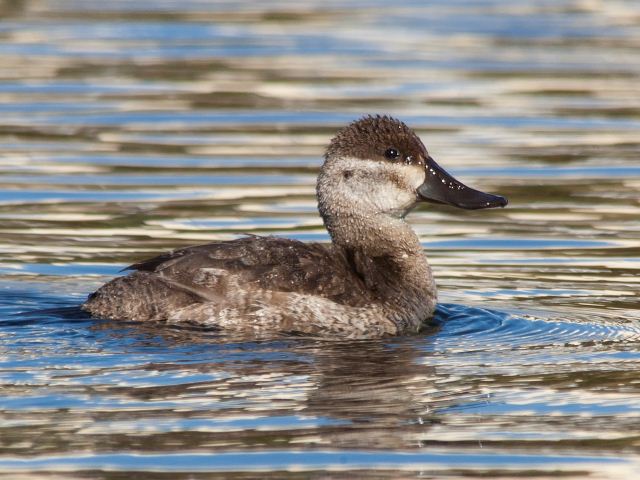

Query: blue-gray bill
left=418, top=156, right=507, bottom=209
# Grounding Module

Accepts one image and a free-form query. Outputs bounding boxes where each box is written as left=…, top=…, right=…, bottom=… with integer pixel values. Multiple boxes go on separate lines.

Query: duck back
left=83, top=236, right=372, bottom=323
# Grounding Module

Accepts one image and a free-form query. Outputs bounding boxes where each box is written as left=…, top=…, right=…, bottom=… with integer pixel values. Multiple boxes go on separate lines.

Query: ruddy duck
left=83, top=116, right=507, bottom=338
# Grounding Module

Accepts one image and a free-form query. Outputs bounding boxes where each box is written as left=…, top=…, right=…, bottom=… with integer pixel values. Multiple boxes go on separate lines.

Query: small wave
left=432, top=303, right=640, bottom=351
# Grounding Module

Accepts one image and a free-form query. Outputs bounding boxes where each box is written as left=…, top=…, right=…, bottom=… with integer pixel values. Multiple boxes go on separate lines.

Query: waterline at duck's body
left=82, top=116, right=506, bottom=339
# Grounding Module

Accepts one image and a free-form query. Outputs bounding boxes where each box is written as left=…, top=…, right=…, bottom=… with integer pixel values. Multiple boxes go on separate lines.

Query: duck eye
left=384, top=148, right=400, bottom=160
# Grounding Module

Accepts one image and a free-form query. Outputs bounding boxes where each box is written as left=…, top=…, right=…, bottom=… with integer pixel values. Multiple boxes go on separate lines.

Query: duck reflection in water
left=87, top=320, right=484, bottom=451
left=83, top=116, right=506, bottom=339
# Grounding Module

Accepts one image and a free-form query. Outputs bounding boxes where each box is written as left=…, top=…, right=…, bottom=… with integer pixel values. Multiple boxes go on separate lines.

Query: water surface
left=1, top=0, right=640, bottom=478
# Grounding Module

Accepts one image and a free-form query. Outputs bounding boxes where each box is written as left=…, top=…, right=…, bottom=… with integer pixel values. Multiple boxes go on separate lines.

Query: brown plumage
left=326, top=115, right=427, bottom=167
left=83, top=115, right=506, bottom=339
left=127, top=236, right=372, bottom=307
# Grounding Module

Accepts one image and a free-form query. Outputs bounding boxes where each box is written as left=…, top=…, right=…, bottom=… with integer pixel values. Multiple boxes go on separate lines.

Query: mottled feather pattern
left=129, top=236, right=372, bottom=305
left=82, top=116, right=452, bottom=338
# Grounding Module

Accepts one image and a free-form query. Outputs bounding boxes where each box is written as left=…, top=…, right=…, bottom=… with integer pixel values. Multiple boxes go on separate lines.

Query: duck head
left=317, top=115, right=507, bottom=221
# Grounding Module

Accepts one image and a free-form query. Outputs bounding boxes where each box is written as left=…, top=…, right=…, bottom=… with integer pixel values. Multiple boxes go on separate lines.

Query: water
left=1, top=0, right=640, bottom=478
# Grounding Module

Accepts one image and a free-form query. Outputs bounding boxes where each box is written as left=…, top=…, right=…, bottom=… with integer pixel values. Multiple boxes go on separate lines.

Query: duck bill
left=418, top=156, right=507, bottom=210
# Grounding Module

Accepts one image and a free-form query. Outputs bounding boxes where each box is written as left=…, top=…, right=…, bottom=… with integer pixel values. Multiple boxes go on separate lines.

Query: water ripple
left=1, top=0, right=640, bottom=477
left=433, top=304, right=640, bottom=352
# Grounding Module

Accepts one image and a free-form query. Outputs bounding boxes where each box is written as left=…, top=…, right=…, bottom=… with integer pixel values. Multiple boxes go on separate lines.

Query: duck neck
left=322, top=209, right=436, bottom=329
left=324, top=209, right=420, bottom=258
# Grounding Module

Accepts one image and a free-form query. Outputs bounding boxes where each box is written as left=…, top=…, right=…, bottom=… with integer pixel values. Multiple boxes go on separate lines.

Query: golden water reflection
left=0, top=0, right=639, bottom=478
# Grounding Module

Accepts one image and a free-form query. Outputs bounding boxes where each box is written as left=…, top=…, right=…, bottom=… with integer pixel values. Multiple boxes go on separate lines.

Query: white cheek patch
left=333, top=156, right=377, bottom=174
left=330, top=157, right=424, bottom=213
left=392, top=163, right=426, bottom=190
left=373, top=188, right=413, bottom=213
left=334, top=157, right=425, bottom=188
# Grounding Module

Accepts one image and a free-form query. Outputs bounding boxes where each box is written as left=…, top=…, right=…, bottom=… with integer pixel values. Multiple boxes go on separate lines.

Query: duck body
left=84, top=235, right=434, bottom=338
left=83, top=116, right=506, bottom=339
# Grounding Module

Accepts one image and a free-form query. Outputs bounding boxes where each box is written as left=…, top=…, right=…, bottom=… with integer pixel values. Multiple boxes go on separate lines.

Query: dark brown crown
left=325, top=115, right=428, bottom=166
